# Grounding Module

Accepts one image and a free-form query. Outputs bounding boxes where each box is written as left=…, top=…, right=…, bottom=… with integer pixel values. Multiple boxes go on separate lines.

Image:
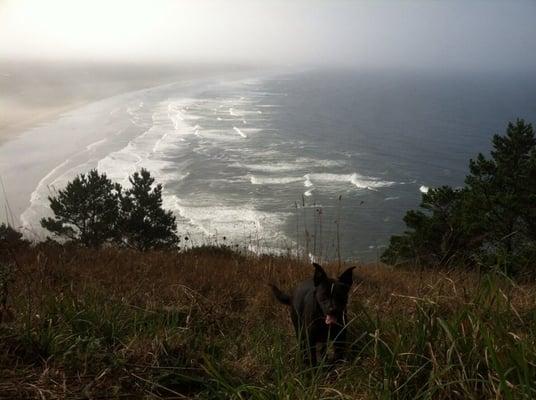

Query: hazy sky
left=1, top=0, right=535, bottom=70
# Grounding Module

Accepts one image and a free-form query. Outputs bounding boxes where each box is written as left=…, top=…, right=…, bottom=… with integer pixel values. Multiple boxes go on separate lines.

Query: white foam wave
left=307, top=173, right=395, bottom=190
left=167, top=103, right=184, bottom=129
left=232, top=162, right=299, bottom=173
left=247, top=172, right=394, bottom=191
left=98, top=101, right=193, bottom=187
left=295, top=157, right=347, bottom=168
left=233, top=127, right=247, bottom=138
left=126, top=101, right=148, bottom=127
left=231, top=158, right=347, bottom=173
left=126, top=101, right=144, bottom=116
left=168, top=197, right=291, bottom=244
left=249, top=175, right=303, bottom=185
left=85, top=138, right=108, bottom=151
left=25, top=159, right=70, bottom=212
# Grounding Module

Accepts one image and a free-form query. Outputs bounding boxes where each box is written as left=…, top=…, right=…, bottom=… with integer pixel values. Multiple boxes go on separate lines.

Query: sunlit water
left=1, top=68, right=535, bottom=260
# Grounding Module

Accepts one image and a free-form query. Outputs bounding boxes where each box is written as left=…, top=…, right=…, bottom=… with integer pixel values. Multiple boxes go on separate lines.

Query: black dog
left=271, top=263, right=355, bottom=365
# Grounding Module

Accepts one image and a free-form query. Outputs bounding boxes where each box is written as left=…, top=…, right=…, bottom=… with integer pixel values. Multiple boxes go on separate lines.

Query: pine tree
left=381, top=186, right=472, bottom=266
left=465, top=119, right=536, bottom=268
left=382, top=119, right=536, bottom=273
left=41, top=170, right=122, bottom=247
left=120, top=169, right=178, bottom=250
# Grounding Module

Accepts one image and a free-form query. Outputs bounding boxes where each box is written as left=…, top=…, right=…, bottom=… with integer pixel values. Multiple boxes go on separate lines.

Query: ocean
left=2, top=68, right=536, bottom=260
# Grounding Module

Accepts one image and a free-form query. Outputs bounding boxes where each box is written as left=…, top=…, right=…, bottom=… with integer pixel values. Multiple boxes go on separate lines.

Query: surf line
left=233, top=126, right=247, bottom=138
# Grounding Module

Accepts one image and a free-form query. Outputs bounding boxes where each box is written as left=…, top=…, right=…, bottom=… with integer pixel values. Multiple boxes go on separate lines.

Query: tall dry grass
left=1, top=244, right=535, bottom=399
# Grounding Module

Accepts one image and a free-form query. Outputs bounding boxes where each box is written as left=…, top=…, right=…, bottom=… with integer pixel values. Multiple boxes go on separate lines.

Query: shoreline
left=0, top=80, right=206, bottom=231
left=0, top=66, right=272, bottom=235
left=0, top=60, right=257, bottom=145
left=0, top=64, right=262, bottom=230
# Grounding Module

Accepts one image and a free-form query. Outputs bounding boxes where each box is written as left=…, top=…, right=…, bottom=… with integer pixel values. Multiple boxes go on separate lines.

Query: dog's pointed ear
left=338, top=266, right=356, bottom=286
left=313, top=263, right=328, bottom=286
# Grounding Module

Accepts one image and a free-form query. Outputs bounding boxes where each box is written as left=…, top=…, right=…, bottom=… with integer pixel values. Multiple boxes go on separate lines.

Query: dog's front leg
left=297, top=329, right=316, bottom=366
left=298, top=337, right=317, bottom=366
left=333, top=326, right=347, bottom=362
left=307, top=337, right=317, bottom=366
left=318, top=342, right=328, bottom=364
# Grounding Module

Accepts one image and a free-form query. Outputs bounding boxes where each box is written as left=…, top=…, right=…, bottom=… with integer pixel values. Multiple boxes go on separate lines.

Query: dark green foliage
left=465, top=119, right=536, bottom=271
left=120, top=168, right=178, bottom=250
left=0, top=223, right=28, bottom=251
left=382, top=186, right=475, bottom=266
left=0, top=223, right=23, bottom=243
left=40, top=169, right=178, bottom=250
left=41, top=170, right=121, bottom=247
left=383, top=119, right=536, bottom=273
left=0, top=224, right=27, bottom=266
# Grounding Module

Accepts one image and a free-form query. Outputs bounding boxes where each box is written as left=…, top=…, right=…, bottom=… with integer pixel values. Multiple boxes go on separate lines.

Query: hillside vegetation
left=1, top=119, right=535, bottom=398
left=383, top=119, right=536, bottom=275
left=1, top=244, right=535, bottom=399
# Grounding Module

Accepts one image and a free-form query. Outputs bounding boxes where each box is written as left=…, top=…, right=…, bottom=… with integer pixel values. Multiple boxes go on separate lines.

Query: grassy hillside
left=1, top=244, right=535, bottom=399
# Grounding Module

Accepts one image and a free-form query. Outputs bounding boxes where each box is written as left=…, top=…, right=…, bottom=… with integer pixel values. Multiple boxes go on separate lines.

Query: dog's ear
left=338, top=267, right=356, bottom=287
left=313, top=263, right=328, bottom=286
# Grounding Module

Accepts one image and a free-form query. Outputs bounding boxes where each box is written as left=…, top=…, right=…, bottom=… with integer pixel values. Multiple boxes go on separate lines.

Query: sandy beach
left=0, top=61, right=255, bottom=230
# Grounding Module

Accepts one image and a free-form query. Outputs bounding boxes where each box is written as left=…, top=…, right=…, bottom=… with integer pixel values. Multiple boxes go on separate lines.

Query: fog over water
left=1, top=0, right=536, bottom=71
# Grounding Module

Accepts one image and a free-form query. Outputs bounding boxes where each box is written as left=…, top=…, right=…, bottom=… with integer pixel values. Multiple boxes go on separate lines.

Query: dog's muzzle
left=325, top=314, right=337, bottom=325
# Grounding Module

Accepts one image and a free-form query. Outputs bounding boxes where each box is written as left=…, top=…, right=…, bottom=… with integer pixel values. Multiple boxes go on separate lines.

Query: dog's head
left=313, top=263, right=355, bottom=325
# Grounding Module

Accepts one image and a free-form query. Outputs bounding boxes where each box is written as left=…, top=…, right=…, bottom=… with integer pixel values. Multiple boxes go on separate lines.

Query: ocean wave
left=247, top=172, right=395, bottom=191
left=231, top=162, right=297, bottom=172
left=233, top=126, right=247, bottom=138
left=167, top=103, right=184, bottom=128
left=85, top=138, right=108, bottom=152
left=231, top=158, right=348, bottom=173
left=307, top=173, right=395, bottom=190
left=167, top=196, right=291, bottom=244
left=97, top=100, right=195, bottom=187
left=15, top=81, right=209, bottom=240
left=295, top=157, right=347, bottom=168
left=249, top=175, right=303, bottom=185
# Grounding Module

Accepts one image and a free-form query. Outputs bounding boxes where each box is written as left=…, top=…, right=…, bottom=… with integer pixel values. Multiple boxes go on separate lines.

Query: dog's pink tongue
left=325, top=315, right=337, bottom=325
